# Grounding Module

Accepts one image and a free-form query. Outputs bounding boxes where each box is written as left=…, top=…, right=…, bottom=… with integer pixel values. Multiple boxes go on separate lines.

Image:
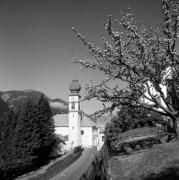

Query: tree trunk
left=173, top=119, right=178, bottom=136
left=167, top=117, right=177, bottom=142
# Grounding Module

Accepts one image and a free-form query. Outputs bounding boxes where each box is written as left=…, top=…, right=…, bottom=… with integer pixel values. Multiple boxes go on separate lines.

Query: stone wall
left=79, top=144, right=110, bottom=180
left=110, top=134, right=169, bottom=155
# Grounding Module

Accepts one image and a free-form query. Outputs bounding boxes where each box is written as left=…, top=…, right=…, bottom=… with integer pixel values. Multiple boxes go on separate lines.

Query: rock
left=125, top=146, right=133, bottom=154
left=135, top=145, right=141, bottom=150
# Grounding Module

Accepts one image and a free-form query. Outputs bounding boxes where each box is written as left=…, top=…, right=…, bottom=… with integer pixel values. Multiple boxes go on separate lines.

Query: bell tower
left=68, top=80, right=81, bottom=149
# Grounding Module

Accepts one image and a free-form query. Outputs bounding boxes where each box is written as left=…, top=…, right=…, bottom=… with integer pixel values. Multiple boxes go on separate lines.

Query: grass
left=129, top=140, right=179, bottom=180
left=110, top=127, right=179, bottom=180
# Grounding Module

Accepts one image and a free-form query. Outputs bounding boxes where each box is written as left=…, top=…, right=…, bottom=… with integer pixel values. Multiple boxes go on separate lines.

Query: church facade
left=53, top=80, right=105, bottom=151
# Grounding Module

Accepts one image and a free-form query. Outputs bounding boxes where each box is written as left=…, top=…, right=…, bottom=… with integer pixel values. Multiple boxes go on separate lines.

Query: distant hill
left=0, top=90, right=68, bottom=115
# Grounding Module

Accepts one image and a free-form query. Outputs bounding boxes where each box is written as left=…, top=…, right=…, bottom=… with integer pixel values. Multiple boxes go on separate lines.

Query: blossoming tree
left=72, top=0, right=179, bottom=136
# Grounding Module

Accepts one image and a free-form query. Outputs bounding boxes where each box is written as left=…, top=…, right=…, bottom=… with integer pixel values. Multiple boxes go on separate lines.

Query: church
left=52, top=80, right=106, bottom=151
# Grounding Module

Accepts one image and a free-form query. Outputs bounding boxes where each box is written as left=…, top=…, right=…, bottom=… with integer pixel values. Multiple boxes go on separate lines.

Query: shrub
left=73, top=146, right=84, bottom=154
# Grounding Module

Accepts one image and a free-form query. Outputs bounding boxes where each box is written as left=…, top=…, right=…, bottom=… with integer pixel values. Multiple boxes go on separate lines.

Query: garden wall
left=79, top=144, right=110, bottom=180
left=110, top=133, right=169, bottom=155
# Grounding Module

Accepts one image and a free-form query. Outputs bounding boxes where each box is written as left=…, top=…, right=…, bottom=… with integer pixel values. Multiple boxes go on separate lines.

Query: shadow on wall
left=79, top=144, right=109, bottom=180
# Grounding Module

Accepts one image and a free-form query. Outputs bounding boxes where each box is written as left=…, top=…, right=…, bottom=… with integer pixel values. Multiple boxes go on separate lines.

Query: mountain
left=0, top=90, right=68, bottom=115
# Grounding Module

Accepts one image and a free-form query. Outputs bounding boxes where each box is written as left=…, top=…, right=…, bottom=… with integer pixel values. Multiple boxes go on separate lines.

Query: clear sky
left=0, top=0, right=178, bottom=114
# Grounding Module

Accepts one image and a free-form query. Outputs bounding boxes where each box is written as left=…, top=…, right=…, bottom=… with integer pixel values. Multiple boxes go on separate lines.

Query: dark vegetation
left=104, top=105, right=157, bottom=149
left=105, top=104, right=179, bottom=179
left=0, top=94, right=60, bottom=180
left=73, top=146, right=84, bottom=154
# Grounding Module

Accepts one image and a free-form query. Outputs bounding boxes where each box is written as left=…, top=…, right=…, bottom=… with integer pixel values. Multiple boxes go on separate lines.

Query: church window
left=81, top=130, right=84, bottom=135
left=71, top=102, right=75, bottom=110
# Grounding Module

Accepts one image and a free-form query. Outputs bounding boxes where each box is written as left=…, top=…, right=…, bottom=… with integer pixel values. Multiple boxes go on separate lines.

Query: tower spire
left=68, top=80, right=81, bottom=149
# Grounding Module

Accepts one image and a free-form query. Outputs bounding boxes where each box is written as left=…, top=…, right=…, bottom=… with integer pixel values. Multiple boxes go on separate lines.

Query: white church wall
left=97, top=128, right=105, bottom=150
left=98, top=133, right=105, bottom=150
left=92, top=127, right=98, bottom=147
left=69, top=96, right=80, bottom=111
left=55, top=127, right=69, bottom=152
left=55, top=127, right=68, bottom=136
left=68, top=112, right=81, bottom=147
left=81, top=127, right=93, bottom=147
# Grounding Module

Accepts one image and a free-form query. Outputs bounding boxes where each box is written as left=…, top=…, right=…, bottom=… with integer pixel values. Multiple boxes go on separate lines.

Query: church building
left=53, top=80, right=106, bottom=151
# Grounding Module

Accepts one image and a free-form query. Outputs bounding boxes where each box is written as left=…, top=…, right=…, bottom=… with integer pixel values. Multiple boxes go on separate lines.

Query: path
left=50, top=147, right=97, bottom=180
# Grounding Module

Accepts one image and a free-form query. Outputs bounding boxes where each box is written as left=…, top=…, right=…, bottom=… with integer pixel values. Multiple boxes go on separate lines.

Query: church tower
left=68, top=80, right=81, bottom=149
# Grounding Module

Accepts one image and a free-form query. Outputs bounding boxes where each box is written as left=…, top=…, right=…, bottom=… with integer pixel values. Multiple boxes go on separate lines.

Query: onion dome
left=69, top=80, right=81, bottom=94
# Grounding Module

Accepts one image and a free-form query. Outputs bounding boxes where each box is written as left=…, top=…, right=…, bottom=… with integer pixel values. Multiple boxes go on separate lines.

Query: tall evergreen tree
left=34, top=94, right=58, bottom=165
left=0, top=109, right=19, bottom=180
left=12, top=95, right=58, bottom=167
left=0, top=97, right=9, bottom=147
left=2, top=110, right=18, bottom=159
left=0, top=94, right=59, bottom=179
left=12, top=100, right=41, bottom=167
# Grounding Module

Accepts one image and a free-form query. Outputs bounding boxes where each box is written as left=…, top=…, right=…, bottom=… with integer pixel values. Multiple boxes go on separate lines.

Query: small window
left=72, top=127, right=74, bottom=130
left=71, top=102, right=75, bottom=110
left=81, top=130, right=84, bottom=135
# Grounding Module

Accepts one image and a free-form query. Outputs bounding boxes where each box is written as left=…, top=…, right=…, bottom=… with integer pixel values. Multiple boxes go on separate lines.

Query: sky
left=0, top=0, right=177, bottom=114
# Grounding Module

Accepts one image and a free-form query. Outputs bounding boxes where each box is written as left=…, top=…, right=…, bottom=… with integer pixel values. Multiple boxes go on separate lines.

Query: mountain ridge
left=0, top=90, right=68, bottom=115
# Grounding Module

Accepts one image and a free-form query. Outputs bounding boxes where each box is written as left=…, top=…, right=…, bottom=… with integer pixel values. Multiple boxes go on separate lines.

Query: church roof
left=53, top=112, right=109, bottom=128
left=53, top=113, right=97, bottom=127
left=81, top=115, right=96, bottom=127
left=96, top=115, right=109, bottom=128
left=53, top=114, right=68, bottom=127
